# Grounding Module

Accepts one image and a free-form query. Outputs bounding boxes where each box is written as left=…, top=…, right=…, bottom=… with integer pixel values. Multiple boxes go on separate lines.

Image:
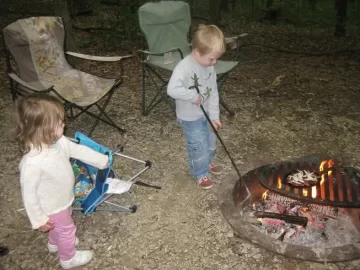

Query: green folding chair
left=138, top=1, right=247, bottom=116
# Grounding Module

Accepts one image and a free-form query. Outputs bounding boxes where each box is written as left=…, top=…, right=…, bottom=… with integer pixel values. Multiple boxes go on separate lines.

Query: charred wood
left=255, top=211, right=308, bottom=227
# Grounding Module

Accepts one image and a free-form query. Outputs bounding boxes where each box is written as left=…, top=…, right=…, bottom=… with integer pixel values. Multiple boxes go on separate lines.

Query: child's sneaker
left=60, top=250, right=93, bottom=269
left=0, top=246, right=9, bottom=256
left=209, top=163, right=222, bottom=175
left=197, top=176, right=213, bottom=189
left=48, top=237, right=79, bottom=253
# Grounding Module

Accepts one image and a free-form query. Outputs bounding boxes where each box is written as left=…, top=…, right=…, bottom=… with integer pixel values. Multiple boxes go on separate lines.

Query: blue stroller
left=71, top=132, right=157, bottom=214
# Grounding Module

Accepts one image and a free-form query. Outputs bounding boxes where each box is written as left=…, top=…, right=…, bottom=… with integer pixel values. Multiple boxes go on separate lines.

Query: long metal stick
left=190, top=74, right=251, bottom=199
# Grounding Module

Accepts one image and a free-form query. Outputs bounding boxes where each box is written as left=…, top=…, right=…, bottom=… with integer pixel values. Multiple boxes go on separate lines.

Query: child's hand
left=210, top=120, right=222, bottom=131
left=39, top=219, right=54, bottom=232
left=194, top=95, right=201, bottom=106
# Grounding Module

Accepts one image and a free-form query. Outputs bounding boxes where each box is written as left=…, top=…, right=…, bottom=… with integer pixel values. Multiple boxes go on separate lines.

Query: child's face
left=194, top=49, right=223, bottom=67
left=55, top=119, right=65, bottom=139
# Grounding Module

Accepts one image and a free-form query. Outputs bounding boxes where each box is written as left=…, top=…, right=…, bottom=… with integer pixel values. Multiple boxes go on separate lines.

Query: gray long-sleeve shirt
left=167, top=55, right=220, bottom=121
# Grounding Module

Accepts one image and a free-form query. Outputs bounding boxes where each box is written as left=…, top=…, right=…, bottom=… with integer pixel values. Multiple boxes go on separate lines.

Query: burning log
left=301, top=208, right=338, bottom=220
left=254, top=211, right=308, bottom=227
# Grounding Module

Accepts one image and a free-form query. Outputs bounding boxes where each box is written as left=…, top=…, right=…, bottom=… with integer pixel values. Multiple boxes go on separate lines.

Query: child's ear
left=193, top=48, right=201, bottom=57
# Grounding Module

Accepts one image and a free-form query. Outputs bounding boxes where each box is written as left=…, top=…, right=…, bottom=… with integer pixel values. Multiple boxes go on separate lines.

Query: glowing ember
left=244, top=192, right=359, bottom=249
left=262, top=190, right=269, bottom=200
left=311, top=186, right=317, bottom=198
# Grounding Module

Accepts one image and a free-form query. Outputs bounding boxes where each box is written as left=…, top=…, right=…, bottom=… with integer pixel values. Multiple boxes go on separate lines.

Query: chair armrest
left=7, top=73, right=53, bottom=92
left=225, top=33, right=248, bottom=50
left=225, top=33, right=248, bottom=43
left=65, top=51, right=134, bottom=62
left=138, top=48, right=183, bottom=56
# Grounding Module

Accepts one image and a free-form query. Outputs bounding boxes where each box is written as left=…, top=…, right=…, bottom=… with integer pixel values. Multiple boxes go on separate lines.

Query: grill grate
left=257, top=161, right=360, bottom=208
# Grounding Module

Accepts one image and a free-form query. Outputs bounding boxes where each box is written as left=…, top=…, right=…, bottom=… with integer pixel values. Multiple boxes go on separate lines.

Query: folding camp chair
left=138, top=1, right=247, bottom=116
left=3, top=17, right=132, bottom=137
left=71, top=131, right=156, bottom=214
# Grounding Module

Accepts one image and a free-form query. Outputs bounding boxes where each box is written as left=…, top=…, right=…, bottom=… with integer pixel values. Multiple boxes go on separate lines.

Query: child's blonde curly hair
left=13, top=94, right=65, bottom=154
left=191, top=24, right=226, bottom=55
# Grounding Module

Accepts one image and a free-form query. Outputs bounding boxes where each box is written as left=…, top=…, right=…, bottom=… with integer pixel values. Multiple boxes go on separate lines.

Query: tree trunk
left=67, top=0, right=75, bottom=17
left=334, top=0, right=348, bottom=36
left=53, top=0, right=78, bottom=53
left=219, top=0, right=236, bottom=12
left=188, top=0, right=194, bottom=15
left=0, top=0, right=11, bottom=15
left=231, top=0, right=236, bottom=11
left=308, top=0, right=317, bottom=11
left=266, top=0, right=276, bottom=9
left=209, top=0, right=221, bottom=25
left=220, top=0, right=229, bottom=12
left=265, top=0, right=280, bottom=23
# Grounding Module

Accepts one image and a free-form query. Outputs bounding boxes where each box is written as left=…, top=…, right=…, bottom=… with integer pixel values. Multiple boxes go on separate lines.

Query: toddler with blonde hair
left=167, top=24, right=225, bottom=189
left=13, top=94, right=109, bottom=269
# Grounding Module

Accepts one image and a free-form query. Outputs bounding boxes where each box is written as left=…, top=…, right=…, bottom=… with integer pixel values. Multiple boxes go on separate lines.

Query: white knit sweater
left=19, top=136, right=108, bottom=229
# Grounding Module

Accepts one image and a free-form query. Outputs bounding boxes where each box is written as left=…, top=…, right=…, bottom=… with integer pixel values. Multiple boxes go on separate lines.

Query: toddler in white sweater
left=14, top=94, right=108, bottom=269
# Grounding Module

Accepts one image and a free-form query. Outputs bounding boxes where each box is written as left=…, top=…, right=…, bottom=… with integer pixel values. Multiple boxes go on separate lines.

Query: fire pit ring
left=218, top=155, right=360, bottom=262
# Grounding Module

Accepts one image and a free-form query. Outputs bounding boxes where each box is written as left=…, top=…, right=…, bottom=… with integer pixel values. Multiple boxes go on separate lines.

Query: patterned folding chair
left=138, top=1, right=247, bottom=116
left=3, top=17, right=132, bottom=137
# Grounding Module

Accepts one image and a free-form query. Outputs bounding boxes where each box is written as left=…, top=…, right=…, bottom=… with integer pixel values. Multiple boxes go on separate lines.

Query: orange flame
left=328, top=159, right=335, bottom=168
left=311, top=159, right=335, bottom=199
left=262, top=190, right=269, bottom=200
left=277, top=176, right=282, bottom=189
left=319, top=160, right=327, bottom=171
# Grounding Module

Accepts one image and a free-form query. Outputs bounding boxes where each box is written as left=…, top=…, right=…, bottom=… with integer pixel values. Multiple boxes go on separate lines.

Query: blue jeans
left=177, top=117, right=217, bottom=180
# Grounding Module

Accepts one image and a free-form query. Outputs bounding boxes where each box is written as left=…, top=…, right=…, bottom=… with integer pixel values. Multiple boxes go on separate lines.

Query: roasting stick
left=189, top=74, right=251, bottom=203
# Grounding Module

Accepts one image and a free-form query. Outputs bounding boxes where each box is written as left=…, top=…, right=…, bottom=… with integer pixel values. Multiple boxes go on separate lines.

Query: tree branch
left=100, top=0, right=123, bottom=6
left=241, top=43, right=360, bottom=56
left=72, top=24, right=111, bottom=31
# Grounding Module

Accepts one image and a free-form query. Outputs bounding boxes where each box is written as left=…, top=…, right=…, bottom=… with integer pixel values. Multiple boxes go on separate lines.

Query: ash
left=243, top=193, right=360, bottom=248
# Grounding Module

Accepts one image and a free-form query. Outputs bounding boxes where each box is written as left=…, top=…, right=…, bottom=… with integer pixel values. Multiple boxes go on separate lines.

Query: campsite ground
left=0, top=10, right=360, bottom=270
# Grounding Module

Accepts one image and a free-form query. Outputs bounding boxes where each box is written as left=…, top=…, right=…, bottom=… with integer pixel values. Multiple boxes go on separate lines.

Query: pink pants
left=48, top=207, right=77, bottom=260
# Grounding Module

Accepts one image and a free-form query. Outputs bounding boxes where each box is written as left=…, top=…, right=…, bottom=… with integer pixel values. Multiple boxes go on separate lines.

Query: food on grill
left=286, top=170, right=318, bottom=187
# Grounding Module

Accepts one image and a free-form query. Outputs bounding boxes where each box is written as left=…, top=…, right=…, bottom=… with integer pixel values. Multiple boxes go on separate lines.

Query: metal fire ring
left=218, top=155, right=360, bottom=262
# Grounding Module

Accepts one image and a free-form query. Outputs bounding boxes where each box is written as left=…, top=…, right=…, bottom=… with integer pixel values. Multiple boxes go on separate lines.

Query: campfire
left=257, top=159, right=360, bottom=207
left=242, top=159, right=360, bottom=248
left=245, top=192, right=358, bottom=248
left=219, top=154, right=360, bottom=262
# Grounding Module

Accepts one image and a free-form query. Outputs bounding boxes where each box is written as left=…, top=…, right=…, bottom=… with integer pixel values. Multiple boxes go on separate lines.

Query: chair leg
left=88, top=99, right=110, bottom=136
left=88, top=91, right=125, bottom=136
left=9, top=81, right=17, bottom=102
left=217, top=73, right=235, bottom=116
left=142, top=61, right=147, bottom=115
left=67, top=88, right=125, bottom=137
left=219, top=97, right=235, bottom=116
left=142, top=64, right=168, bottom=115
